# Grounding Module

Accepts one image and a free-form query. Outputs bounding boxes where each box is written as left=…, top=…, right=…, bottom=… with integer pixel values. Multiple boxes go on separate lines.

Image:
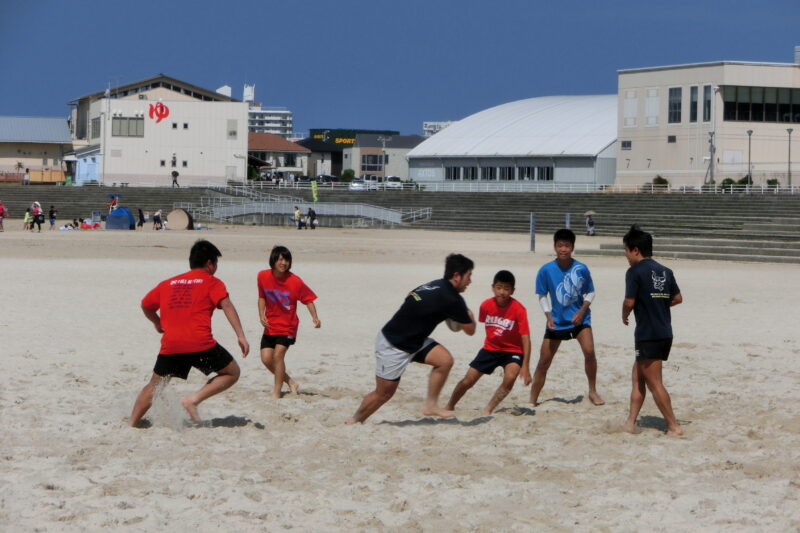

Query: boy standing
left=530, top=229, right=604, bottom=406
left=621, top=226, right=683, bottom=436
left=347, top=254, right=476, bottom=424
left=129, top=240, right=249, bottom=427
left=446, top=270, right=531, bottom=415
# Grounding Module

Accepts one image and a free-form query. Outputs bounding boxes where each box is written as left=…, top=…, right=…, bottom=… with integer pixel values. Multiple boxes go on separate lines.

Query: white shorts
left=374, top=332, right=437, bottom=381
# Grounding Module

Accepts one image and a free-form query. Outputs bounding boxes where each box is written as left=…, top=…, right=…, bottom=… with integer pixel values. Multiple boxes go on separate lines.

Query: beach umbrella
left=584, top=210, right=596, bottom=216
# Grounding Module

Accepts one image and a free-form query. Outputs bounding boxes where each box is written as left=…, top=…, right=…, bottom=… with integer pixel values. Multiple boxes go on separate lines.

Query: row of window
left=160, top=158, right=188, bottom=168
left=723, top=86, right=800, bottom=123
left=361, top=154, right=388, bottom=172
left=668, top=86, right=712, bottom=124
left=444, top=166, right=553, bottom=181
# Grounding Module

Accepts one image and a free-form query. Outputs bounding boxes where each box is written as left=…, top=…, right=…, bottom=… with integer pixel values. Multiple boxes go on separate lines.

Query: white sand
left=1, top=223, right=799, bottom=531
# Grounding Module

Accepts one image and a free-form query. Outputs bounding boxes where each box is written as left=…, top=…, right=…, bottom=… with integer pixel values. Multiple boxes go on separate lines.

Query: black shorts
left=410, top=341, right=439, bottom=364
left=544, top=324, right=590, bottom=341
left=635, top=338, right=672, bottom=361
left=153, top=343, right=234, bottom=380
left=260, top=334, right=296, bottom=349
left=469, top=349, right=523, bottom=374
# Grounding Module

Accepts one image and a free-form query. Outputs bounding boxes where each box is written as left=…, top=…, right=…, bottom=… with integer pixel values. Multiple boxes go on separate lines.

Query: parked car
left=316, top=174, right=339, bottom=184
left=362, top=175, right=382, bottom=190
left=348, top=179, right=367, bottom=191
left=385, top=176, right=403, bottom=189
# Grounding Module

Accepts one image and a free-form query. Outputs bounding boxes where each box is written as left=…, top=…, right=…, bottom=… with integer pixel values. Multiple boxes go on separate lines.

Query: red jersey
left=257, top=270, right=317, bottom=337
left=479, top=297, right=529, bottom=354
left=141, top=269, right=228, bottom=355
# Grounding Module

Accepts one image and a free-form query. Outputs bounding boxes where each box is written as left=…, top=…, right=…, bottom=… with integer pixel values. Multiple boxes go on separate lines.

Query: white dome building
left=407, top=95, right=618, bottom=190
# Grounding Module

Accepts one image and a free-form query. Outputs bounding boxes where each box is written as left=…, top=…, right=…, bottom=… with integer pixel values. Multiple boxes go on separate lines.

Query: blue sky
left=1, top=0, right=798, bottom=135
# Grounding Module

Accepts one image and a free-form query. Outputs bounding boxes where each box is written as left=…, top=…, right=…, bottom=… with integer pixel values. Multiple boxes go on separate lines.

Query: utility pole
left=788, top=128, right=794, bottom=188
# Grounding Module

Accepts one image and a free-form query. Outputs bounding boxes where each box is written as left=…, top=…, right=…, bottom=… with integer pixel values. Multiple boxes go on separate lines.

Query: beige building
left=617, top=49, right=800, bottom=186
left=69, top=75, right=249, bottom=186
left=343, top=134, right=424, bottom=179
left=0, top=116, right=72, bottom=183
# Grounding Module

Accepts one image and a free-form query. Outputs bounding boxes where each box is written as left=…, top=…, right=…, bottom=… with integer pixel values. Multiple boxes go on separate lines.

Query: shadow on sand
left=185, top=415, right=266, bottom=429
left=546, top=395, right=584, bottom=405
left=380, top=416, right=493, bottom=427
left=637, top=415, right=691, bottom=432
left=495, top=406, right=536, bottom=416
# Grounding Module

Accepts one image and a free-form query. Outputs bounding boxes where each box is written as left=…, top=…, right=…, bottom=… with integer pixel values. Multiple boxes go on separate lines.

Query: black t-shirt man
left=624, top=258, right=680, bottom=341
left=382, top=278, right=472, bottom=353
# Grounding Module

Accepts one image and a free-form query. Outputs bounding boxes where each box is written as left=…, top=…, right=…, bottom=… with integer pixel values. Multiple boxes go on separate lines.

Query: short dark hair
left=623, top=225, right=653, bottom=257
left=553, top=228, right=576, bottom=245
left=269, top=245, right=292, bottom=269
left=444, top=253, right=474, bottom=280
left=493, top=270, right=515, bottom=287
left=189, top=239, right=222, bottom=269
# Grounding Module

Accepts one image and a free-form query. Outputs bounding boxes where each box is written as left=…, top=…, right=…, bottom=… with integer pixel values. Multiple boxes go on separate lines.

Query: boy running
left=530, top=229, right=604, bottom=406
left=347, top=254, right=476, bottom=424
left=129, top=240, right=249, bottom=427
left=257, top=245, right=320, bottom=398
left=621, top=225, right=684, bottom=436
left=446, top=270, right=531, bottom=415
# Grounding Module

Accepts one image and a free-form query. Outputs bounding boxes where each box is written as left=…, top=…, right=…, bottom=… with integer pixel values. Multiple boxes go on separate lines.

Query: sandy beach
left=1, top=222, right=799, bottom=531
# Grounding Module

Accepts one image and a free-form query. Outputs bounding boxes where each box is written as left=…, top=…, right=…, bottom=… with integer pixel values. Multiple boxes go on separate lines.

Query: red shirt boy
left=479, top=296, right=530, bottom=354
left=257, top=269, right=317, bottom=338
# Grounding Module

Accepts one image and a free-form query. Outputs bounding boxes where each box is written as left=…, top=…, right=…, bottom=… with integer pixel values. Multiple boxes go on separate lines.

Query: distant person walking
left=31, top=202, right=43, bottom=232
left=171, top=170, right=180, bottom=188
left=306, top=207, right=317, bottom=229
left=23, top=208, right=32, bottom=230
left=585, top=215, right=596, bottom=236
left=23, top=168, right=30, bottom=186
left=0, top=201, right=6, bottom=232
left=152, top=210, right=163, bottom=230
left=48, top=205, right=57, bottom=231
left=137, top=208, right=145, bottom=230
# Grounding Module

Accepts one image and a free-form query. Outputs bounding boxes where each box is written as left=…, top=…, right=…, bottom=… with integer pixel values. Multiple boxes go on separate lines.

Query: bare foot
left=588, top=391, right=605, bottom=406
left=666, top=426, right=685, bottom=437
left=621, top=420, right=639, bottom=434
left=181, top=398, right=201, bottom=422
left=530, top=397, right=541, bottom=407
left=481, top=407, right=493, bottom=416
left=421, top=406, right=456, bottom=419
left=271, top=390, right=283, bottom=399
left=288, top=379, right=299, bottom=395
left=345, top=417, right=359, bottom=425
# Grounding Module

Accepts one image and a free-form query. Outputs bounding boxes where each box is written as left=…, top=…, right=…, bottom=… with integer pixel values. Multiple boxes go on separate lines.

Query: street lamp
left=377, top=135, right=392, bottom=182
left=788, top=128, right=794, bottom=188
left=746, top=130, right=753, bottom=183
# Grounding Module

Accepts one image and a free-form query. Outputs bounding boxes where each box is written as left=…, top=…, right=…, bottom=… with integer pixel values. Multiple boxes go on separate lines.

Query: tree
left=341, top=169, right=355, bottom=182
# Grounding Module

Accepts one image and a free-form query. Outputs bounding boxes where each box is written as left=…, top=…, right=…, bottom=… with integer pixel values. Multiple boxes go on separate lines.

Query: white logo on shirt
left=651, top=270, right=667, bottom=291
left=555, top=265, right=586, bottom=307
left=485, top=315, right=516, bottom=335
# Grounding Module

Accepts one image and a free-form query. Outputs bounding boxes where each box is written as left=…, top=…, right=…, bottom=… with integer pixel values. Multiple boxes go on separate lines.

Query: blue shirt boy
left=535, top=259, right=595, bottom=330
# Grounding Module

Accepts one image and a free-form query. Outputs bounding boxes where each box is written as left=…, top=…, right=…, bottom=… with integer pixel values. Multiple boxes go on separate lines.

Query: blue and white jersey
left=535, top=259, right=595, bottom=330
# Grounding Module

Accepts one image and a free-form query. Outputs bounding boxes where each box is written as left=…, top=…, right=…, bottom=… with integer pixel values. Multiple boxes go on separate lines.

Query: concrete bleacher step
left=579, top=248, right=800, bottom=264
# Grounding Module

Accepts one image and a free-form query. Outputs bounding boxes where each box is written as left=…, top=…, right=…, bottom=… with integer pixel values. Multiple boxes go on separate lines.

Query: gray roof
left=0, top=116, right=72, bottom=144
left=354, top=134, right=425, bottom=149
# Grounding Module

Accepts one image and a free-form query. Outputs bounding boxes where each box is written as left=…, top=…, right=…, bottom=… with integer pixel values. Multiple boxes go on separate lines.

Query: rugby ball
left=445, top=319, right=462, bottom=332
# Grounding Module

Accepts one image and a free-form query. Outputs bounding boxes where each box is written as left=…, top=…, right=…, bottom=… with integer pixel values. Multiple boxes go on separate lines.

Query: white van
left=361, top=175, right=383, bottom=190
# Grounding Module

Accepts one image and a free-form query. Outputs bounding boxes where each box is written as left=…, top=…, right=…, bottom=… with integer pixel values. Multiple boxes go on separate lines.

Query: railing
left=179, top=200, right=433, bottom=225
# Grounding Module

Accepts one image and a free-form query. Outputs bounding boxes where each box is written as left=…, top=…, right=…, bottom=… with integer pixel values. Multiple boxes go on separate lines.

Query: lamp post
left=746, top=129, right=753, bottom=183
left=377, top=135, right=392, bottom=182
left=788, top=128, right=794, bottom=188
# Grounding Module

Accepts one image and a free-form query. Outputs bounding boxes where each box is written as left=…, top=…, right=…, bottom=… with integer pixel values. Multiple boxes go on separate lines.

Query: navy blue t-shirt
left=381, top=278, right=471, bottom=353
left=625, top=258, right=680, bottom=341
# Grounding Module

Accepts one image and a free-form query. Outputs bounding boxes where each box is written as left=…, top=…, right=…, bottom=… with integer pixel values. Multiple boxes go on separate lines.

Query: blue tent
left=106, top=206, right=135, bottom=230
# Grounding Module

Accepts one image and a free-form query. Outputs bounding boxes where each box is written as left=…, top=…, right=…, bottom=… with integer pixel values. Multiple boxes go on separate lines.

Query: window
left=621, top=140, right=632, bottom=150
left=536, top=167, right=553, bottom=181
left=721, top=85, right=800, bottom=123
left=285, top=153, right=296, bottom=167
left=183, top=123, right=189, bottom=129
left=703, top=85, right=712, bottom=122
left=645, top=88, right=659, bottom=126
left=91, top=117, right=101, bottom=139
left=463, top=167, right=478, bottom=180
left=445, top=167, right=460, bottom=180
left=227, top=119, right=237, bottom=139
left=42, top=158, right=48, bottom=166
left=623, top=89, right=638, bottom=128
left=361, top=154, right=384, bottom=172
left=690, top=86, right=698, bottom=122
left=182, top=160, right=188, bottom=167
left=498, top=167, right=515, bottom=180
left=172, top=122, right=178, bottom=129
left=668, top=87, right=682, bottom=123
left=667, top=135, right=676, bottom=143
left=111, top=117, right=144, bottom=137
left=160, top=160, right=166, bottom=167
left=518, top=167, right=535, bottom=180
left=481, top=167, right=496, bottom=180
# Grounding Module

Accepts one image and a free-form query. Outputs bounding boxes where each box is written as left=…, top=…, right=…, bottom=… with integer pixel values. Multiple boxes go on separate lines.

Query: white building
left=69, top=74, right=248, bottom=186
left=243, top=84, right=294, bottom=139
left=617, top=48, right=800, bottom=186
left=408, top=95, right=618, bottom=190
left=342, top=134, right=424, bottom=178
